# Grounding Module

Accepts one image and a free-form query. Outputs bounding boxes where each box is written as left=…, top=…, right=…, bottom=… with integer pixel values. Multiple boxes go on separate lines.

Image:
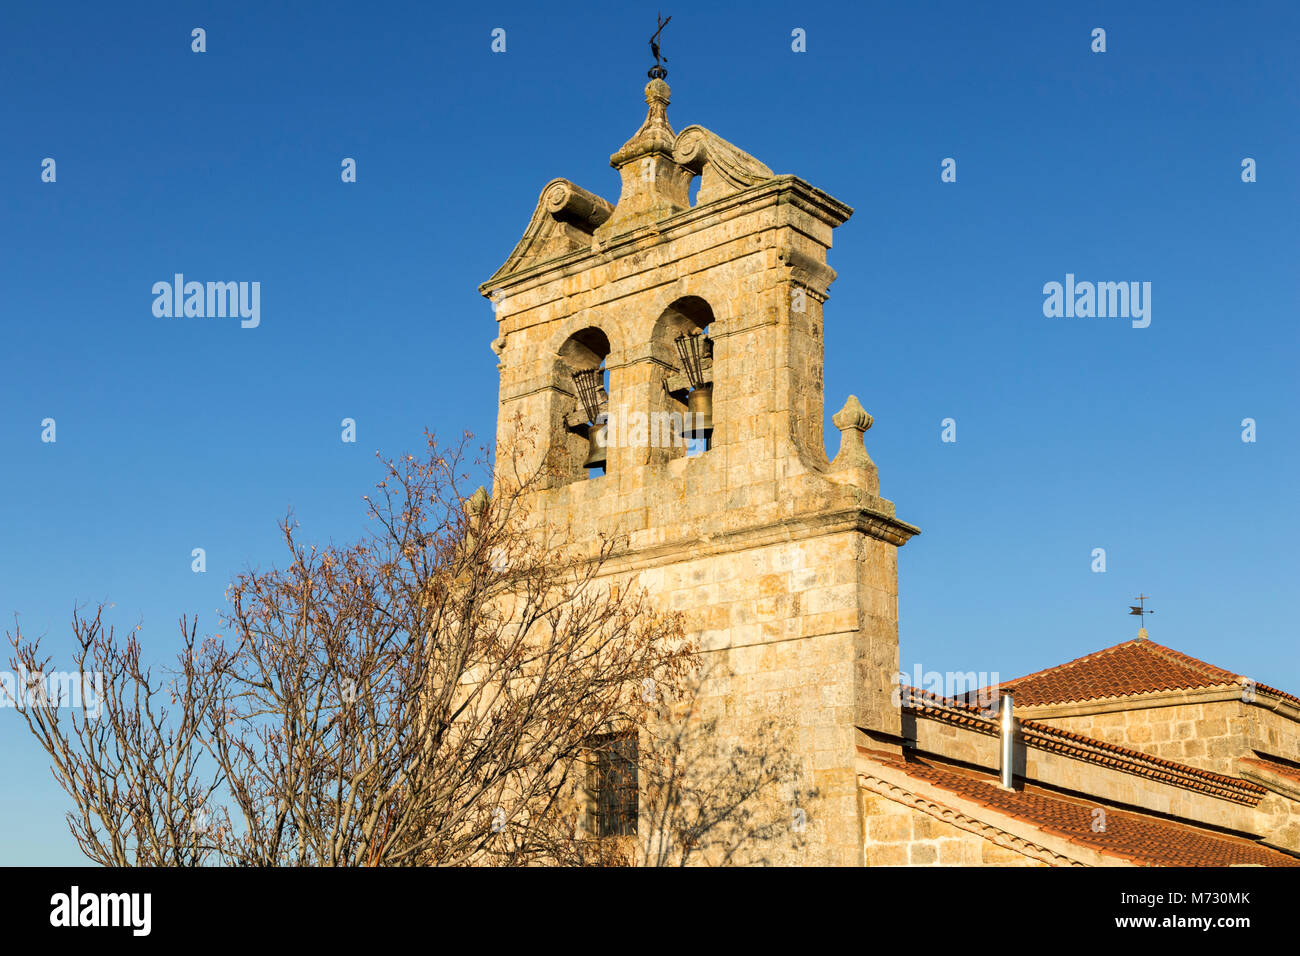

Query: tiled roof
left=865, top=750, right=1300, bottom=867
left=901, top=686, right=1267, bottom=805
left=990, top=636, right=1299, bottom=707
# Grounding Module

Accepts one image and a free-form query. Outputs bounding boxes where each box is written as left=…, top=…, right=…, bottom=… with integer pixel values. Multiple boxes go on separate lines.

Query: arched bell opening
left=556, top=327, right=612, bottom=481
left=651, top=296, right=715, bottom=458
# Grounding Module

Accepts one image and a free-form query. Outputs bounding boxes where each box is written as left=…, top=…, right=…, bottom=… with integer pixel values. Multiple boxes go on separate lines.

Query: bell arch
left=553, top=326, right=611, bottom=482
left=652, top=296, right=716, bottom=458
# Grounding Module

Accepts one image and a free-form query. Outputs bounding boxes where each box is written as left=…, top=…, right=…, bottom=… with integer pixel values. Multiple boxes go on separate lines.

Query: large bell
left=583, top=414, right=608, bottom=469
left=683, top=387, right=713, bottom=440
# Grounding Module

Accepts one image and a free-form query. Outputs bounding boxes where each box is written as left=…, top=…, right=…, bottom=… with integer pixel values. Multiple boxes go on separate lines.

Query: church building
left=478, top=66, right=1300, bottom=866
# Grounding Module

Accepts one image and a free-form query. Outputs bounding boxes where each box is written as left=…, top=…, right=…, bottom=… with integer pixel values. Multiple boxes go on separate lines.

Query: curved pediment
left=672, top=125, right=775, bottom=205
left=482, top=179, right=614, bottom=290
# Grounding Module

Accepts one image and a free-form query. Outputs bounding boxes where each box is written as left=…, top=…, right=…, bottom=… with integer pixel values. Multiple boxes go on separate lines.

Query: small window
left=590, top=732, right=638, bottom=838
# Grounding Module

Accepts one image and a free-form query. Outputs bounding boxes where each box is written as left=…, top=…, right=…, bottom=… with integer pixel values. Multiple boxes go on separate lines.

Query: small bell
left=674, top=331, right=713, bottom=444
left=572, top=368, right=609, bottom=471
left=682, top=387, right=713, bottom=439
left=583, top=414, right=608, bottom=469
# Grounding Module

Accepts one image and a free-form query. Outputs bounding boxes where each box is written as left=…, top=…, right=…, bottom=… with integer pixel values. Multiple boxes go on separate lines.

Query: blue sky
left=1, top=2, right=1296, bottom=864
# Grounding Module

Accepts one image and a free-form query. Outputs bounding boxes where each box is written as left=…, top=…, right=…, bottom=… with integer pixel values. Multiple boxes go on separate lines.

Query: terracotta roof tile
left=990, top=637, right=1298, bottom=707
left=868, top=751, right=1299, bottom=867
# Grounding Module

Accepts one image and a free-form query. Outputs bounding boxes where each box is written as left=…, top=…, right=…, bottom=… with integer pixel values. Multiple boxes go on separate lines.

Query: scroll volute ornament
left=544, top=181, right=613, bottom=230
left=672, top=125, right=775, bottom=206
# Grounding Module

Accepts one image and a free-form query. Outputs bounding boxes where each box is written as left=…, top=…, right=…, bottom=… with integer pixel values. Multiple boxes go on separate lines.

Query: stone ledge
left=590, top=507, right=919, bottom=579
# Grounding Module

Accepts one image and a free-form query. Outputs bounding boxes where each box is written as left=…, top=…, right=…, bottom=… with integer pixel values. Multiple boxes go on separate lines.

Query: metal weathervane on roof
left=648, top=13, right=671, bottom=79
left=1129, top=594, right=1154, bottom=636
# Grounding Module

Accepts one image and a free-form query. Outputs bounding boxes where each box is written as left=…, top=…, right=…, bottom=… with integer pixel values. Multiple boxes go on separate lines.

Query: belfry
left=480, top=65, right=917, bottom=864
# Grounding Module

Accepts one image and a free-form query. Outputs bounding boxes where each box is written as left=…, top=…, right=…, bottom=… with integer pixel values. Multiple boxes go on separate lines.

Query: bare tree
left=5, top=609, right=225, bottom=865
left=8, top=432, right=683, bottom=865
left=8, top=429, right=807, bottom=866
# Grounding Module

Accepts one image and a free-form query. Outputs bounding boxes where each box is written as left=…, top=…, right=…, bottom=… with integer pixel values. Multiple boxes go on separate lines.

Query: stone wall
left=598, top=527, right=901, bottom=866
left=1257, top=792, right=1300, bottom=853
left=861, top=791, right=1046, bottom=866
left=1250, top=705, right=1300, bottom=764
left=1037, top=698, right=1300, bottom=777
left=1040, top=700, right=1244, bottom=775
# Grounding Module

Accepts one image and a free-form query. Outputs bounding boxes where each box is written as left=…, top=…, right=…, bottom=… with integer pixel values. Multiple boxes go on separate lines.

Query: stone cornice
left=594, top=505, right=919, bottom=579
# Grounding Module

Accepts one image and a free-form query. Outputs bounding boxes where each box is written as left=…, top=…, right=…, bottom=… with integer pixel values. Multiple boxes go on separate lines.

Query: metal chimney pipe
left=999, top=693, right=1017, bottom=790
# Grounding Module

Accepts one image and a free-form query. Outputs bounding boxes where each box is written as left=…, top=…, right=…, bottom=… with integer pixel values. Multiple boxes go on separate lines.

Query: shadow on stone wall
left=636, top=658, right=819, bottom=866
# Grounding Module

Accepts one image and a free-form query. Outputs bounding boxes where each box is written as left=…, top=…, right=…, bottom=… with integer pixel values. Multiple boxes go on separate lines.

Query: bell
left=583, top=414, right=608, bottom=469
left=683, top=387, right=713, bottom=439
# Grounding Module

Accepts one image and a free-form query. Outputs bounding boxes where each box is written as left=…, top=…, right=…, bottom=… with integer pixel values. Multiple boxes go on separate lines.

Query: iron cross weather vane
left=649, top=13, right=671, bottom=79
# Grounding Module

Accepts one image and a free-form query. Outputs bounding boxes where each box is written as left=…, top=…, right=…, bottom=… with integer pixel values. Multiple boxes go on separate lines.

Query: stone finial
left=832, top=394, right=873, bottom=435
left=610, top=78, right=676, bottom=167
left=830, top=395, right=879, bottom=492
left=595, top=78, right=692, bottom=239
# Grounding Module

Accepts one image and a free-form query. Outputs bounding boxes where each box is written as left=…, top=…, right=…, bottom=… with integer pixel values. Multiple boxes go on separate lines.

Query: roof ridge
left=1000, top=638, right=1141, bottom=689
left=1137, top=639, right=1242, bottom=683
left=992, top=635, right=1272, bottom=706
left=967, top=632, right=1300, bottom=707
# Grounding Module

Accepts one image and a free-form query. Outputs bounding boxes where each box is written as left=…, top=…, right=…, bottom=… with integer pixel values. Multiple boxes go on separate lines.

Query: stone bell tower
left=479, top=69, right=918, bottom=865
